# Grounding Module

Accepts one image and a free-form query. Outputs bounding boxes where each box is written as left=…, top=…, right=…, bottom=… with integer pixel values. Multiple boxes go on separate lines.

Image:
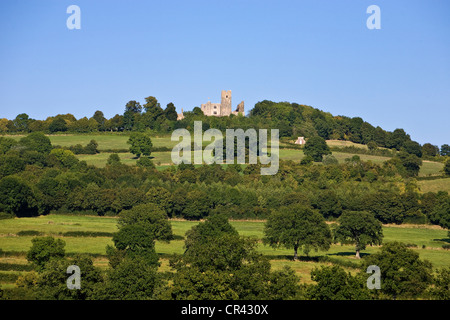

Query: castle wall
left=220, top=90, right=232, bottom=116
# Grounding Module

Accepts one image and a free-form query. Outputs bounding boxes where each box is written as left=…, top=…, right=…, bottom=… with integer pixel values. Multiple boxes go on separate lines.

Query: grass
left=1, top=215, right=448, bottom=262
left=7, top=133, right=444, bottom=176
left=419, top=161, right=444, bottom=177
left=5, top=134, right=178, bottom=151
left=0, top=215, right=449, bottom=288
left=418, top=177, right=450, bottom=193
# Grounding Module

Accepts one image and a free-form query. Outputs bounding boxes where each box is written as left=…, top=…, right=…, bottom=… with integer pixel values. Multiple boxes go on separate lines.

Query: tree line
left=1, top=97, right=449, bottom=161
left=0, top=132, right=449, bottom=234
left=1, top=213, right=448, bottom=300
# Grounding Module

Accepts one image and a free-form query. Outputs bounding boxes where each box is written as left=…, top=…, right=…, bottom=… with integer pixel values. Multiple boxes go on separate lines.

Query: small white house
left=294, top=137, right=306, bottom=145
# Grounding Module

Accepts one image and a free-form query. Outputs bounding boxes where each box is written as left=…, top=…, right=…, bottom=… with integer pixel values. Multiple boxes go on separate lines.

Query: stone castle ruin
left=201, top=90, right=244, bottom=117
left=177, top=90, right=244, bottom=120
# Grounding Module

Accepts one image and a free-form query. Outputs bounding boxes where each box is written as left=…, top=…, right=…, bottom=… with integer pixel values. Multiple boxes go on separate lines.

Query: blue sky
left=0, top=0, right=449, bottom=146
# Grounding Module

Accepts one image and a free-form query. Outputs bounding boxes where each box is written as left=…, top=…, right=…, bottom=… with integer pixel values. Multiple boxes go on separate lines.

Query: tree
left=48, top=148, right=79, bottom=168
left=311, top=190, right=342, bottom=219
left=422, top=143, right=439, bottom=157
left=107, top=153, right=121, bottom=165
left=108, top=203, right=173, bottom=267
left=83, top=140, right=99, bottom=154
left=182, top=189, right=210, bottom=220
left=127, top=132, right=153, bottom=158
left=22, top=254, right=104, bottom=300
left=263, top=204, right=332, bottom=260
left=125, top=100, right=142, bottom=114
left=306, top=265, right=371, bottom=300
left=167, top=215, right=302, bottom=300
left=440, top=144, right=450, bottom=156
left=182, top=214, right=252, bottom=271
left=92, top=110, right=106, bottom=130
left=322, top=154, right=338, bottom=165
left=19, top=132, right=52, bottom=154
left=26, top=236, right=66, bottom=271
left=0, top=176, right=37, bottom=217
left=444, top=159, right=450, bottom=176
left=13, top=113, right=31, bottom=132
left=388, top=151, right=422, bottom=177
left=117, top=203, right=173, bottom=242
left=429, top=193, right=450, bottom=231
left=97, top=256, right=159, bottom=300
left=333, top=211, right=383, bottom=258
left=136, top=157, right=155, bottom=168
left=403, top=140, right=422, bottom=157
left=111, top=224, right=160, bottom=266
left=362, top=242, right=433, bottom=299
left=427, top=267, right=450, bottom=300
left=48, top=117, right=68, bottom=133
left=367, top=141, right=378, bottom=151
left=303, top=136, right=331, bottom=162
left=164, top=102, right=178, bottom=121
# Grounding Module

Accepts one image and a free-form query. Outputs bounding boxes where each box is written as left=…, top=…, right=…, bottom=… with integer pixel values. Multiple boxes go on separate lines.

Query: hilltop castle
left=177, top=90, right=244, bottom=120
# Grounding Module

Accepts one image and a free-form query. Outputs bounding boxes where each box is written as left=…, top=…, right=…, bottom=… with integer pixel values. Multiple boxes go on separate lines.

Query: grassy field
left=4, top=134, right=446, bottom=178
left=1, top=215, right=449, bottom=288
left=418, top=177, right=450, bottom=193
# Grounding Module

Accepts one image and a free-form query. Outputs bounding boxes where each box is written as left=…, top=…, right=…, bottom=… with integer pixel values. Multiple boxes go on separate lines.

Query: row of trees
left=2, top=97, right=448, bottom=160
left=2, top=212, right=448, bottom=300
left=0, top=133, right=449, bottom=232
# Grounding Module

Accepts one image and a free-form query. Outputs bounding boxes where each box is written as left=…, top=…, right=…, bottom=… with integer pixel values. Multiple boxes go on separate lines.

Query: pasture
left=0, top=215, right=449, bottom=288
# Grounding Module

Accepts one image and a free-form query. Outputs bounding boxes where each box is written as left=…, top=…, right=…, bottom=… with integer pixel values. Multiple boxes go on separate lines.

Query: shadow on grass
left=433, top=238, right=450, bottom=244
left=327, top=251, right=370, bottom=258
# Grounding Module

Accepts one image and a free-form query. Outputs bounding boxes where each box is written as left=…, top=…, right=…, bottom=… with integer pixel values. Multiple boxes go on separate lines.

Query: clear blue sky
left=0, top=0, right=449, bottom=146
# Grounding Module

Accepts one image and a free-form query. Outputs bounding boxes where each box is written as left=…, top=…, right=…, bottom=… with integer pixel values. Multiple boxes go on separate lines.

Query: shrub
left=17, top=230, right=43, bottom=236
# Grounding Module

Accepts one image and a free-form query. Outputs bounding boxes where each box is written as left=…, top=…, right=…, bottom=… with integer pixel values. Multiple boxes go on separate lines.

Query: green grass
left=418, top=177, right=450, bottom=193
left=8, top=133, right=444, bottom=176
left=5, top=134, right=178, bottom=151
left=419, top=161, right=444, bottom=177
left=0, top=215, right=449, bottom=288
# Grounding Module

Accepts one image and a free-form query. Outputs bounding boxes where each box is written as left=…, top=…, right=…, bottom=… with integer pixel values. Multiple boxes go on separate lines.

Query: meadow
left=0, top=214, right=449, bottom=288
left=7, top=133, right=443, bottom=174
left=1, top=133, right=449, bottom=290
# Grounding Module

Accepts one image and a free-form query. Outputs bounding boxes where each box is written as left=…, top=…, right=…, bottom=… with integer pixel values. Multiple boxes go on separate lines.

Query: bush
left=322, top=154, right=338, bottom=165
left=17, top=230, right=43, bottom=237
left=0, top=212, right=14, bottom=220
left=442, top=244, right=450, bottom=250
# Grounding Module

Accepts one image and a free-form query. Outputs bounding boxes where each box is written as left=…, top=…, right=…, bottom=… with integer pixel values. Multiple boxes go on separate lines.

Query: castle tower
left=220, top=90, right=232, bottom=116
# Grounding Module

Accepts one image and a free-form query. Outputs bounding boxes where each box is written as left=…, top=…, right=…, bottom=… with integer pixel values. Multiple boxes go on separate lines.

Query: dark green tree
left=97, top=256, right=159, bottom=300
left=304, top=136, right=331, bottom=162
left=427, top=267, right=450, bottom=300
left=92, top=110, right=106, bottom=130
left=306, top=265, right=372, bottom=300
left=333, top=211, right=383, bottom=259
left=127, top=132, right=153, bottom=158
left=444, top=160, right=450, bottom=176
left=19, top=132, right=52, bottom=154
left=362, top=242, right=433, bottom=299
left=106, top=153, right=121, bottom=165
left=26, top=236, right=66, bottom=271
left=0, top=176, right=37, bottom=216
left=48, top=117, right=68, bottom=133
left=13, top=113, right=31, bottom=132
left=263, top=204, right=332, bottom=260
left=164, top=102, right=178, bottom=121
left=422, top=143, right=439, bottom=157
left=440, top=144, right=450, bottom=156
